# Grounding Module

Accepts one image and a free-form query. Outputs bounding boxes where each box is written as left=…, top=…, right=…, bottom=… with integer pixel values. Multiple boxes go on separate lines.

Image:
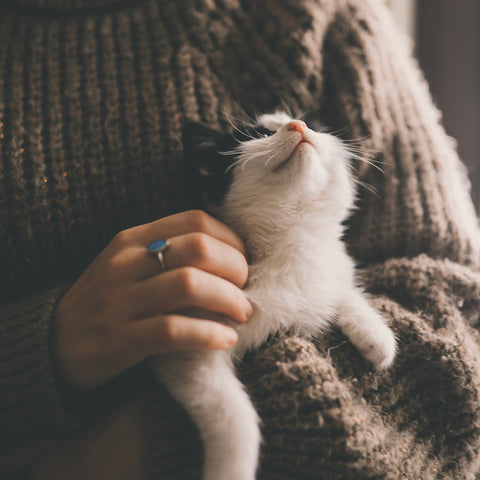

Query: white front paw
left=356, top=322, right=396, bottom=369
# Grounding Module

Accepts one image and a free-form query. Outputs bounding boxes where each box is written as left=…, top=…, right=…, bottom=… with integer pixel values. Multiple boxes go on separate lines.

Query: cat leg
left=336, top=290, right=396, bottom=369
left=152, top=351, right=260, bottom=480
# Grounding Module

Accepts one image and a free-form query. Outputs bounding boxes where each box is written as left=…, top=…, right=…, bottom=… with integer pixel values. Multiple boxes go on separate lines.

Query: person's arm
left=321, top=0, right=480, bottom=266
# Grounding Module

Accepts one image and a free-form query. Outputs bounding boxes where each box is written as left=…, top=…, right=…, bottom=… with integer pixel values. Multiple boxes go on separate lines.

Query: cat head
left=182, top=112, right=355, bottom=237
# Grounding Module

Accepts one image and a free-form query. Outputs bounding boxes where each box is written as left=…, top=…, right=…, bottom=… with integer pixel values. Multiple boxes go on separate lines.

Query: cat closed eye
left=236, top=126, right=275, bottom=140
left=256, top=127, right=275, bottom=138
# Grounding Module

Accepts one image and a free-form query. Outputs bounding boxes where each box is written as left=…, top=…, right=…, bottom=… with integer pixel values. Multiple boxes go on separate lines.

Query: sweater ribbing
left=1, top=0, right=480, bottom=478
left=0, top=284, right=73, bottom=443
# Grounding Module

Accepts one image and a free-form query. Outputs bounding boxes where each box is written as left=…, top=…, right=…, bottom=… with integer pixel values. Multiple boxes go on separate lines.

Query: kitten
left=152, top=112, right=396, bottom=480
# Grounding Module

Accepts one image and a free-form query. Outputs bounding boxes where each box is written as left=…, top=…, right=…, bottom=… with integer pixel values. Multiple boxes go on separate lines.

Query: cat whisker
left=231, top=128, right=256, bottom=142
left=346, top=149, right=385, bottom=173
left=264, top=153, right=279, bottom=167
left=224, top=156, right=246, bottom=173
left=354, top=179, right=379, bottom=197
left=277, top=99, right=295, bottom=119
left=338, top=132, right=373, bottom=143
left=346, top=147, right=381, bottom=160
left=222, top=104, right=256, bottom=127
left=340, top=137, right=376, bottom=153
left=235, top=154, right=257, bottom=171
left=324, top=126, right=351, bottom=137
left=218, top=150, right=237, bottom=156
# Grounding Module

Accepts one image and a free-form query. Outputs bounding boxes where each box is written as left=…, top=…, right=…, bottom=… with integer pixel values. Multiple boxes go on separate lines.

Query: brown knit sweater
left=1, top=0, right=480, bottom=478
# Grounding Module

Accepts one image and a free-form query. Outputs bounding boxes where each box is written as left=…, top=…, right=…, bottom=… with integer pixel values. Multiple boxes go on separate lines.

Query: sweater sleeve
left=321, top=0, right=480, bottom=268
left=0, top=284, right=76, bottom=444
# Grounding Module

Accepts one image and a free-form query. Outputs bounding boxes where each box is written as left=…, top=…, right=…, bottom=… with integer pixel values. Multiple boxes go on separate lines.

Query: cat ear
left=182, top=121, right=227, bottom=179
left=182, top=121, right=232, bottom=209
left=182, top=121, right=223, bottom=154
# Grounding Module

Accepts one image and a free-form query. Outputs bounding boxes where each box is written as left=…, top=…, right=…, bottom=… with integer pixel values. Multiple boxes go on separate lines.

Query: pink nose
left=287, top=120, right=306, bottom=133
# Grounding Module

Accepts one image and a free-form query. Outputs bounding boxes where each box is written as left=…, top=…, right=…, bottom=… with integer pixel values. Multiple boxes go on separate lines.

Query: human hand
left=53, top=210, right=252, bottom=394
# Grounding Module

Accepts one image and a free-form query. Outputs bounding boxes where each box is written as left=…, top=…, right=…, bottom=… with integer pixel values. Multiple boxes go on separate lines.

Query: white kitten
left=152, top=112, right=396, bottom=480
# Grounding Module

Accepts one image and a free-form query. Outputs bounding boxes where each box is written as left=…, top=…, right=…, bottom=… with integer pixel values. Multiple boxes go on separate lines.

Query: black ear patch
left=182, top=122, right=237, bottom=208
left=182, top=121, right=276, bottom=208
left=182, top=122, right=223, bottom=155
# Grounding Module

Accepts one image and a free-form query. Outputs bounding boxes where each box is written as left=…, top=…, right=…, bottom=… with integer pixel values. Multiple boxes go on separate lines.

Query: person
left=1, top=0, right=480, bottom=478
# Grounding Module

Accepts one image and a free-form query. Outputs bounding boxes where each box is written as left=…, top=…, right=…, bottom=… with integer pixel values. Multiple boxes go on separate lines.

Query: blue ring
left=147, top=239, right=170, bottom=253
left=147, top=239, right=170, bottom=272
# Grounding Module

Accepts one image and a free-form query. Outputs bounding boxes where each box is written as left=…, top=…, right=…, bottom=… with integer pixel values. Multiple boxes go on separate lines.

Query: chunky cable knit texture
left=1, top=0, right=480, bottom=478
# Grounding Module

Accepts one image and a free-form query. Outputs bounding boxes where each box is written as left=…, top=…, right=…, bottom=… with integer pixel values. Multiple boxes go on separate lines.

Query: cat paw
left=339, top=293, right=397, bottom=370
left=356, top=322, right=396, bottom=369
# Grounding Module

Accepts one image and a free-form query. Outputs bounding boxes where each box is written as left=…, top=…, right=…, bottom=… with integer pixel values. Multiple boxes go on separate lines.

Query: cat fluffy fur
left=152, top=112, right=396, bottom=480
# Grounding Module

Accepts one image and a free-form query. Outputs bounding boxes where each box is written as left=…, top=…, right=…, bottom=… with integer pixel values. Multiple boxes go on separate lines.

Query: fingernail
left=244, top=300, right=254, bottom=320
left=224, top=328, right=238, bottom=347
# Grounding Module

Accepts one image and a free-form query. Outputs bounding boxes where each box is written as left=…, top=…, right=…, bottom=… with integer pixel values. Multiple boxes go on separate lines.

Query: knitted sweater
left=1, top=0, right=480, bottom=478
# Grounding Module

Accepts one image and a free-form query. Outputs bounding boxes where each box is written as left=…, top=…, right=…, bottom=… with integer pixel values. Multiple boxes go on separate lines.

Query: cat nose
left=287, top=120, right=306, bottom=133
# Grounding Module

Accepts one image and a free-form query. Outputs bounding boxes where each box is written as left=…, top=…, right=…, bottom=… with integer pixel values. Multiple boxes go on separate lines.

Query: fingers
left=132, top=266, right=253, bottom=324
left=118, top=210, right=246, bottom=255
left=127, top=314, right=238, bottom=356
left=162, top=233, right=249, bottom=286
left=128, top=232, right=249, bottom=287
left=53, top=211, right=250, bottom=394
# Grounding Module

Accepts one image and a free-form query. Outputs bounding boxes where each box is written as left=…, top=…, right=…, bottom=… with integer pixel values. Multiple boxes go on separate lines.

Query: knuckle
left=175, top=267, right=201, bottom=299
left=110, top=229, right=134, bottom=250
left=184, top=209, right=212, bottom=233
left=105, top=251, right=130, bottom=273
left=161, top=316, right=179, bottom=343
left=189, top=232, right=212, bottom=263
left=239, top=257, right=249, bottom=286
left=203, top=325, right=219, bottom=348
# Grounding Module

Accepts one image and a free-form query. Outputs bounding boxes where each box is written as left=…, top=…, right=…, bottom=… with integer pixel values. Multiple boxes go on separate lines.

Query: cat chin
left=272, top=142, right=314, bottom=173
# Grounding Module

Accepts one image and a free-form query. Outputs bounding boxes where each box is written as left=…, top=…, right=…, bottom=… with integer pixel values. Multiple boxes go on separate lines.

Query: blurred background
left=387, top=0, right=479, bottom=213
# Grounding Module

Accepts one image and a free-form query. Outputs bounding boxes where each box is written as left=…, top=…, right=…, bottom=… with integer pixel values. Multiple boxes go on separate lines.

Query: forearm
left=322, top=0, right=480, bottom=267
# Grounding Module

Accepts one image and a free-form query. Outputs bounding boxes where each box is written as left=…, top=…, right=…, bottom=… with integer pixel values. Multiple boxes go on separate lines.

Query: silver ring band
left=146, top=239, right=170, bottom=273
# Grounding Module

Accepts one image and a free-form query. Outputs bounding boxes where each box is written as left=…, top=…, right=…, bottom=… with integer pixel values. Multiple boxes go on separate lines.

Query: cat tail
left=151, top=350, right=261, bottom=480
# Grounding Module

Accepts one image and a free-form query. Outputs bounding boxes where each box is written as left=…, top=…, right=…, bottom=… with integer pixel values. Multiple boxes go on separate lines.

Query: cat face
left=183, top=112, right=354, bottom=228
left=230, top=112, right=342, bottom=195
